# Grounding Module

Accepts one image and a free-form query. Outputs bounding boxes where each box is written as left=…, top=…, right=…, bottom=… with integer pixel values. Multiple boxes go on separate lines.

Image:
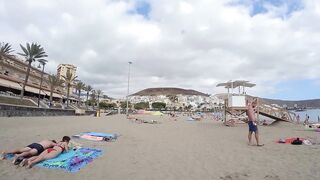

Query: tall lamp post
left=126, top=61, right=132, bottom=116
left=37, top=59, right=48, bottom=107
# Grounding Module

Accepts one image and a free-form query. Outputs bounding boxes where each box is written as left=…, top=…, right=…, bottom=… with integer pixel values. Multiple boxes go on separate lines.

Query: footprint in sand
left=220, top=172, right=249, bottom=180
left=264, top=175, right=280, bottom=180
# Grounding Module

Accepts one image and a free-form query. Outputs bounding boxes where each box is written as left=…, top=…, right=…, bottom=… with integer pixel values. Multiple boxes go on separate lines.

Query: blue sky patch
left=132, top=1, right=151, bottom=19
left=232, top=0, right=304, bottom=18
left=266, top=79, right=320, bottom=100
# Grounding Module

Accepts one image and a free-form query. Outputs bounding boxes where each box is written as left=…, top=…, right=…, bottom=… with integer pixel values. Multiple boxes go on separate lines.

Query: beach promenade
left=0, top=114, right=319, bottom=180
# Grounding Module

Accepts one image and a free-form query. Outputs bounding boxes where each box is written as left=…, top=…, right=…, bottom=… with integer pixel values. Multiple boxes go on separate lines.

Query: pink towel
left=80, top=134, right=104, bottom=141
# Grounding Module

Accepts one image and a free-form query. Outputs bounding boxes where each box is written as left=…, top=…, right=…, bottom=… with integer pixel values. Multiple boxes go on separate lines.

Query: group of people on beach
left=296, top=114, right=320, bottom=125
left=1, top=136, right=70, bottom=168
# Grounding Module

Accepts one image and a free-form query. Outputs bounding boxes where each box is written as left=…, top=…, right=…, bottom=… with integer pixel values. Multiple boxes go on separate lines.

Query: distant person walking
left=246, top=99, right=264, bottom=147
left=304, top=114, right=309, bottom=125
left=296, top=114, right=300, bottom=124
left=318, top=116, right=320, bottom=123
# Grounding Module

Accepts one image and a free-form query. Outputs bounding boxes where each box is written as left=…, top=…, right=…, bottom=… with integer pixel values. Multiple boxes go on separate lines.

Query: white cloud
left=0, top=0, right=319, bottom=98
left=179, top=1, right=193, bottom=14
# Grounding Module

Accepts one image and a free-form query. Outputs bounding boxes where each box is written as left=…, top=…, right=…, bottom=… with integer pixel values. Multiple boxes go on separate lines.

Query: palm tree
left=0, top=42, right=14, bottom=61
left=90, top=90, right=96, bottom=109
left=18, top=43, right=48, bottom=99
left=48, top=74, right=64, bottom=105
left=96, top=89, right=103, bottom=110
left=85, top=85, right=93, bottom=109
left=75, top=81, right=86, bottom=107
left=61, top=71, right=77, bottom=108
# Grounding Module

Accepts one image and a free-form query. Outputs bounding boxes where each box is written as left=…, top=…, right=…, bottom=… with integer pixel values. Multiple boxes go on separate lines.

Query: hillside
left=210, top=93, right=320, bottom=108
left=261, top=98, right=320, bottom=108
left=131, top=87, right=209, bottom=97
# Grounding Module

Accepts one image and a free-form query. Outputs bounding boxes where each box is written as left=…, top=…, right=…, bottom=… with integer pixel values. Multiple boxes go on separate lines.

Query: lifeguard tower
left=216, top=80, right=296, bottom=125
left=216, top=80, right=256, bottom=125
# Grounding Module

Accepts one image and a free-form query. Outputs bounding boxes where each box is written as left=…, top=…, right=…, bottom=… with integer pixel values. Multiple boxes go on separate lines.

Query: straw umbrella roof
left=216, top=80, right=256, bottom=89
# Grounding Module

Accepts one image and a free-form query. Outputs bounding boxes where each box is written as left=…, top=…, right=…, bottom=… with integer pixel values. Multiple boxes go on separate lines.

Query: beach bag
left=291, top=138, right=303, bottom=145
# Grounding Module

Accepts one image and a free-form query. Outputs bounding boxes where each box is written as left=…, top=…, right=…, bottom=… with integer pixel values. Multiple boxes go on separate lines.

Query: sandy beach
left=0, top=114, right=319, bottom=180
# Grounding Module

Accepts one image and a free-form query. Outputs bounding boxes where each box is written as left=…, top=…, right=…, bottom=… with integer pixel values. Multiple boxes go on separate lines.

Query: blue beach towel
left=37, top=148, right=102, bottom=172
left=84, top=132, right=117, bottom=139
left=73, top=132, right=119, bottom=141
left=4, top=148, right=102, bottom=173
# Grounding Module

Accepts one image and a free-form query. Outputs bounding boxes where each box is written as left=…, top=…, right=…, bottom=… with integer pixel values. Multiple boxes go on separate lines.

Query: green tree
left=61, top=71, right=77, bottom=107
left=90, top=90, right=96, bottom=109
left=48, top=74, right=64, bottom=104
left=134, top=102, right=149, bottom=110
left=18, top=43, right=48, bottom=99
left=151, top=102, right=166, bottom=110
left=120, top=101, right=131, bottom=109
left=84, top=85, right=93, bottom=109
left=0, top=42, right=14, bottom=61
left=99, top=102, right=117, bottom=109
left=96, top=89, right=103, bottom=110
left=75, top=81, right=86, bottom=107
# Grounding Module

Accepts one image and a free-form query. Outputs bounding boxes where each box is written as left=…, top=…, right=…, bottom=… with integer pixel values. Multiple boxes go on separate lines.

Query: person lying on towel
left=1, top=139, right=57, bottom=165
left=23, top=136, right=70, bottom=168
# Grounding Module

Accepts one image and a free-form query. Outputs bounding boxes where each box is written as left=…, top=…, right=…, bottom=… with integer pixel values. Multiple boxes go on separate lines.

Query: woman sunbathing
left=23, top=136, right=70, bottom=168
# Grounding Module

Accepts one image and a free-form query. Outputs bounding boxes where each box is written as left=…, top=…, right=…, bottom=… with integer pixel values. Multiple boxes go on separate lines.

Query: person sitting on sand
left=246, top=100, right=264, bottom=146
left=1, top=140, right=57, bottom=165
left=24, top=136, right=70, bottom=168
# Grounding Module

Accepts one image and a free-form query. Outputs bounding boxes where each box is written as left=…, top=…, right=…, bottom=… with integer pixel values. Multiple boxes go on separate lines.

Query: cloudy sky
left=0, top=0, right=319, bottom=100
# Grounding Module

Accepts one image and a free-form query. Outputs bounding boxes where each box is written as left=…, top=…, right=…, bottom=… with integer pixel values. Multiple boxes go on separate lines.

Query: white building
left=128, top=94, right=223, bottom=111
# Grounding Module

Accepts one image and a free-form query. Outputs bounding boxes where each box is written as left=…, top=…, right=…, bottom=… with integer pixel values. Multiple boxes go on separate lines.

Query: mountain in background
left=130, top=87, right=209, bottom=97
left=130, top=87, right=320, bottom=108
left=261, top=98, right=320, bottom=108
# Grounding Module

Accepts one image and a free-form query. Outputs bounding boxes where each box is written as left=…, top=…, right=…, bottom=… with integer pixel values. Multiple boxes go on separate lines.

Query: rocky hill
left=261, top=98, right=320, bottom=108
left=131, top=87, right=209, bottom=97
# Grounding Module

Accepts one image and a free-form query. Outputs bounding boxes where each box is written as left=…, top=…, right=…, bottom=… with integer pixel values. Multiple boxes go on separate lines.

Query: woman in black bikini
left=24, top=136, right=70, bottom=168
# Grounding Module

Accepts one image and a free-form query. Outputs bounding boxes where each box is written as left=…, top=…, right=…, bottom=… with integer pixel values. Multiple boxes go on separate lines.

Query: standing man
left=246, top=100, right=264, bottom=146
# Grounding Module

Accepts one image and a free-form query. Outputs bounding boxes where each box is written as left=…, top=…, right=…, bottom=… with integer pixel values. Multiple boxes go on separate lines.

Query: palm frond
left=0, top=42, right=14, bottom=55
left=19, top=44, right=28, bottom=56
left=26, top=43, right=31, bottom=55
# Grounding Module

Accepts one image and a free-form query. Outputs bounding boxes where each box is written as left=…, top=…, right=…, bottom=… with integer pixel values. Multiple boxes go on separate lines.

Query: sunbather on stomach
left=24, top=136, right=70, bottom=168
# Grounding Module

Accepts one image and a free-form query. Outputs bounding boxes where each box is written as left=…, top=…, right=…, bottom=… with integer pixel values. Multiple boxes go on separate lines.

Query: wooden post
left=224, top=99, right=227, bottom=124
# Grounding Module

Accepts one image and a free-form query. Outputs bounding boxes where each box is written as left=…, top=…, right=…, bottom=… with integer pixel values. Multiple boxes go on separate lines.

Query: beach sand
left=0, top=114, right=319, bottom=180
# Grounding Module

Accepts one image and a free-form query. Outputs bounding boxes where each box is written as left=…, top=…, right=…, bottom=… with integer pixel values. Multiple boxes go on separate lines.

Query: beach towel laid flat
left=37, top=148, right=102, bottom=172
left=73, top=132, right=118, bottom=141
left=277, top=138, right=305, bottom=144
left=85, top=132, right=117, bottom=138
left=4, top=148, right=102, bottom=172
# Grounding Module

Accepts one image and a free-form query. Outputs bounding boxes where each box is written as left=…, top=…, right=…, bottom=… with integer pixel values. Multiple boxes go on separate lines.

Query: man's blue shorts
left=248, top=121, right=257, bottom=132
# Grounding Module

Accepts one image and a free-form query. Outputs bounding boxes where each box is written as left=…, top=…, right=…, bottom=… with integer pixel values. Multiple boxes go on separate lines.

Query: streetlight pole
left=37, top=59, right=47, bottom=107
left=126, top=61, right=132, bottom=116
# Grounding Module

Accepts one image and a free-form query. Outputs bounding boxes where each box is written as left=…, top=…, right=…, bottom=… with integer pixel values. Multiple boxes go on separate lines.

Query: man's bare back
left=246, top=102, right=256, bottom=122
left=38, top=140, right=57, bottom=149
